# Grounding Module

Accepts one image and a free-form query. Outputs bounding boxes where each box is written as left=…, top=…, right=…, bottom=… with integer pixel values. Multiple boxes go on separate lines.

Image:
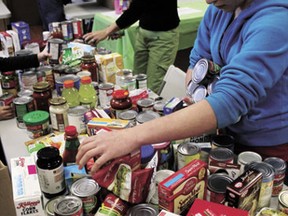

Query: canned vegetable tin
left=118, top=110, right=138, bottom=127
left=54, top=196, right=83, bottom=216
left=137, top=98, right=155, bottom=112
left=48, top=38, right=65, bottom=65
left=68, top=106, right=89, bottom=134
left=13, top=96, right=35, bottom=129
left=70, top=177, right=101, bottom=215
left=177, top=142, right=201, bottom=170
left=98, top=83, right=114, bottom=109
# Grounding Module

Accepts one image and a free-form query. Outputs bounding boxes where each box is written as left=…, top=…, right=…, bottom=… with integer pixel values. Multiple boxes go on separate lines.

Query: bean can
left=177, top=142, right=201, bottom=170
left=54, top=196, right=83, bottom=216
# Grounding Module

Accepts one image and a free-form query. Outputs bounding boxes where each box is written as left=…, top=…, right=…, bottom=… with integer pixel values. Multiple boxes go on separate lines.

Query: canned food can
left=54, top=195, right=83, bottom=216
left=136, top=110, right=161, bottom=124
left=17, top=89, right=33, bottom=97
left=237, top=151, right=262, bottom=175
left=68, top=106, right=89, bottom=134
left=135, top=73, right=147, bottom=90
left=206, top=173, right=233, bottom=204
left=115, top=69, right=133, bottom=86
left=45, top=196, right=64, bottom=216
left=177, top=142, right=201, bottom=170
left=24, top=42, right=40, bottom=54
left=264, top=157, right=287, bottom=196
left=126, top=203, right=158, bottom=216
left=137, top=98, right=155, bottom=112
left=72, top=18, right=83, bottom=39
left=278, top=190, right=288, bottom=215
left=98, top=83, right=114, bottom=109
left=37, top=65, right=54, bottom=90
left=192, top=58, right=220, bottom=85
left=48, top=38, right=65, bottom=65
left=61, top=20, right=74, bottom=41
left=245, top=161, right=275, bottom=209
left=153, top=101, right=165, bottom=116
left=211, top=134, right=235, bottom=151
left=118, top=110, right=138, bottom=127
left=70, top=177, right=101, bottom=215
left=13, top=96, right=35, bottom=129
left=209, top=147, right=234, bottom=164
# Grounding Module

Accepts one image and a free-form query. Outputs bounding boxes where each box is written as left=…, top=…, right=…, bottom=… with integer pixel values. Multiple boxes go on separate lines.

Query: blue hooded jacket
left=189, top=0, right=288, bottom=147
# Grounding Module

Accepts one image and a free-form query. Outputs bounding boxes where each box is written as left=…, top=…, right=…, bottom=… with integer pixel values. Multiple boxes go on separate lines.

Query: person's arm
left=0, top=106, right=14, bottom=120
left=76, top=99, right=217, bottom=174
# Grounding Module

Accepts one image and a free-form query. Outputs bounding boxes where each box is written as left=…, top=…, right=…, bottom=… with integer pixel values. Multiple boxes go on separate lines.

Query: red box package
left=158, top=159, right=207, bottom=215
left=187, top=198, right=249, bottom=216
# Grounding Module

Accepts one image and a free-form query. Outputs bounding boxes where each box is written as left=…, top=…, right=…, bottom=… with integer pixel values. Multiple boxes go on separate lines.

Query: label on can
left=13, top=96, right=35, bottom=128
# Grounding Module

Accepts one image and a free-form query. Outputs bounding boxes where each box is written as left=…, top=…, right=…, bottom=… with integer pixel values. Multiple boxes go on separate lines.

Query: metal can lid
left=127, top=203, right=158, bottom=216
left=121, top=76, right=136, bottom=83
left=53, top=64, right=69, bottom=73
left=48, top=38, right=64, bottom=44
left=64, top=66, right=81, bottom=75
left=122, top=69, right=133, bottom=77
left=192, top=58, right=209, bottom=84
left=54, top=195, right=83, bottom=215
left=137, top=98, right=155, bottom=108
left=37, top=65, right=53, bottom=72
left=209, top=147, right=234, bottom=162
left=22, top=70, right=36, bottom=77
left=192, top=85, right=207, bottom=103
left=245, top=161, right=275, bottom=182
left=70, top=177, right=100, bottom=197
left=99, top=82, right=114, bottom=90
left=207, top=173, right=233, bottom=194
left=237, top=151, right=262, bottom=165
left=207, top=76, right=220, bottom=95
left=23, top=110, right=49, bottom=125
left=279, top=190, right=288, bottom=207
left=264, top=157, right=287, bottom=174
left=45, top=196, right=64, bottom=216
left=177, top=142, right=201, bottom=156
left=13, top=96, right=33, bottom=105
left=153, top=101, right=165, bottom=112
left=118, top=110, right=138, bottom=120
left=68, top=106, right=89, bottom=116
left=186, top=81, right=199, bottom=98
left=17, top=89, right=33, bottom=97
left=136, top=110, right=160, bottom=124
left=49, top=97, right=67, bottom=106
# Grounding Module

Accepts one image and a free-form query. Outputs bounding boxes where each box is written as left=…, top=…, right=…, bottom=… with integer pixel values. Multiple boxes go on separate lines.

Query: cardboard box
left=10, top=156, right=45, bottom=216
left=11, top=21, right=31, bottom=45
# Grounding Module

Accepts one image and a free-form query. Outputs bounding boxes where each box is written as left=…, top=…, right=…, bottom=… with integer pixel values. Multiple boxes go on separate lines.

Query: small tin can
left=72, top=18, right=84, bottom=39
left=48, top=38, right=65, bottom=65
left=118, top=110, right=138, bottom=127
left=137, top=98, right=155, bottom=112
left=126, top=203, right=158, bottom=216
left=245, top=161, right=275, bottom=209
left=13, top=96, right=35, bottom=129
left=70, top=177, right=101, bottom=215
left=98, top=83, right=114, bottom=109
left=61, top=20, right=74, bottom=41
left=115, top=69, right=133, bottom=86
left=278, top=190, right=288, bottom=215
left=237, top=151, right=262, bottom=175
left=206, top=173, right=233, bottom=204
left=135, top=73, right=148, bottom=90
left=45, top=196, right=64, bottom=216
left=136, top=110, right=160, bottom=124
left=264, top=157, right=286, bottom=196
left=54, top=195, right=83, bottom=216
left=177, top=142, right=201, bottom=170
left=209, top=147, right=234, bottom=165
left=211, top=134, right=235, bottom=152
left=68, top=106, right=89, bottom=134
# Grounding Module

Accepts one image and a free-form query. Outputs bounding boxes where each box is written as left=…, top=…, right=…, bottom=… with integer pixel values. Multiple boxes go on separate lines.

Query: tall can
left=98, top=83, right=114, bottom=109
left=237, top=151, right=262, bottom=175
left=177, top=142, right=201, bottom=170
left=13, top=96, right=35, bottom=129
left=135, top=73, right=147, bottom=90
left=72, top=18, right=84, bottom=39
left=67, top=106, right=89, bottom=134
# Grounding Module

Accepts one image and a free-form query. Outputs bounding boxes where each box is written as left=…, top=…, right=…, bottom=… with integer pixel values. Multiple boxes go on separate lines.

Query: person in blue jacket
left=76, top=0, right=288, bottom=178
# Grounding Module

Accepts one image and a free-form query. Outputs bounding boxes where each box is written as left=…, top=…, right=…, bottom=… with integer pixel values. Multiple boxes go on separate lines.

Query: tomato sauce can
left=206, top=173, right=233, bottom=204
left=72, top=18, right=83, bottom=39
left=54, top=195, right=83, bottom=216
left=208, top=147, right=234, bottom=165
left=278, top=190, right=288, bottom=215
left=70, top=177, right=101, bottom=215
left=177, top=142, right=201, bottom=170
left=13, top=96, right=35, bottom=129
left=264, top=157, right=287, bottom=197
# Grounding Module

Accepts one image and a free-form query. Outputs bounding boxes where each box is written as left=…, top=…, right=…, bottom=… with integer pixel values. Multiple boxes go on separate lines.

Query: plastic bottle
left=62, top=79, right=80, bottom=108
left=79, top=76, right=97, bottom=109
left=62, top=125, right=80, bottom=165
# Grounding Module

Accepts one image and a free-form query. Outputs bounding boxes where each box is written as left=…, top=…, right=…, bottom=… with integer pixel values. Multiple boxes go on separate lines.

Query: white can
left=68, top=106, right=89, bottom=134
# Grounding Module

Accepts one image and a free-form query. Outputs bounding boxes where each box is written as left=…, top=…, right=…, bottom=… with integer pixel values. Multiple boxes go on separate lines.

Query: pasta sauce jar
left=110, top=89, right=132, bottom=118
left=32, top=81, right=52, bottom=113
left=81, top=54, right=99, bottom=83
left=49, top=97, right=69, bottom=132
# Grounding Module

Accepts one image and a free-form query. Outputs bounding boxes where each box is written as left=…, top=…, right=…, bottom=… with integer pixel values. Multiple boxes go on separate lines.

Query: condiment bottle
left=36, top=146, right=66, bottom=199
left=32, top=81, right=52, bottom=113
left=62, top=79, right=80, bottom=108
left=62, top=125, right=80, bottom=165
left=110, top=89, right=132, bottom=118
left=49, top=97, right=69, bottom=132
left=79, top=76, right=97, bottom=109
left=81, top=54, right=99, bottom=83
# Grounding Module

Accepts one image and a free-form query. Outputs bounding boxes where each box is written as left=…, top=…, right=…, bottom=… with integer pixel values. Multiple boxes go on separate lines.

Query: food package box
left=95, top=53, right=124, bottom=84
left=11, top=21, right=31, bottom=46
left=226, top=168, right=262, bottom=216
left=158, top=159, right=207, bottom=215
left=163, top=97, right=184, bottom=115
left=187, top=198, right=249, bottom=216
left=10, top=156, right=45, bottom=216
left=0, top=32, right=14, bottom=57
left=87, top=117, right=130, bottom=136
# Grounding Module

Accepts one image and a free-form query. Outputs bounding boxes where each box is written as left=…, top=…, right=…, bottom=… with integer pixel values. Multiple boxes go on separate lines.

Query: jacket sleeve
left=0, top=54, right=39, bottom=72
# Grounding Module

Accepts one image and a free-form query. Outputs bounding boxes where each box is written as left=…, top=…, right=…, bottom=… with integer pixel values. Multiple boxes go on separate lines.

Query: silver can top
left=70, top=177, right=100, bottom=197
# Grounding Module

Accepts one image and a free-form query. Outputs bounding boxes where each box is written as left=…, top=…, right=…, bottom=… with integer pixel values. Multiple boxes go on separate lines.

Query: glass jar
left=33, top=81, right=52, bottom=113
left=81, top=55, right=99, bottom=83
left=49, top=97, right=69, bottom=132
left=36, top=146, right=66, bottom=199
left=110, top=89, right=132, bottom=118
left=1, top=71, right=18, bottom=89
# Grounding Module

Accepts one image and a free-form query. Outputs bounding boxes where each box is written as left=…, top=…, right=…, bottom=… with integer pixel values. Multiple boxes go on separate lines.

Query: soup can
left=118, top=110, right=138, bottom=127
left=177, top=142, right=201, bottom=170
left=206, top=173, right=233, bottom=204
left=45, top=196, right=64, bottom=216
left=264, top=157, right=286, bottom=196
left=237, top=151, right=262, bottom=175
left=68, top=106, right=89, bottom=134
left=278, top=190, right=288, bottom=215
left=186, top=82, right=207, bottom=103
left=126, top=203, right=158, bottom=216
left=72, top=18, right=84, bottom=39
left=135, top=73, right=147, bottom=90
left=54, top=195, right=83, bottom=216
left=13, top=96, right=35, bottom=129
left=208, top=147, right=234, bottom=165
left=98, top=83, right=114, bottom=109
left=70, top=177, right=101, bottom=215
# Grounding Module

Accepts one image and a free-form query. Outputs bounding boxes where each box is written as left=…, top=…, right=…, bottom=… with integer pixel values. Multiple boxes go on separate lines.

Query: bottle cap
left=81, top=76, right=92, bottom=84
left=65, top=125, right=77, bottom=136
left=63, top=80, right=74, bottom=88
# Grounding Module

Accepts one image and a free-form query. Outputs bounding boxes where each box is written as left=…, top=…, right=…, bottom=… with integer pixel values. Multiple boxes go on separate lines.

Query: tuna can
left=135, top=73, right=147, bottom=90
left=264, top=157, right=287, bottom=196
left=45, top=196, right=64, bottom=216
left=237, top=151, right=262, bottom=175
left=68, top=106, right=89, bottom=134
left=177, top=142, right=201, bottom=170
left=70, top=177, right=101, bottom=215
left=72, top=18, right=84, bottom=39
left=48, top=38, right=65, bottom=65
left=278, top=190, right=288, bottom=215
left=136, top=110, right=160, bottom=124
left=206, top=173, right=233, bottom=204
left=61, top=20, right=74, bottom=41
left=13, top=96, right=35, bottom=129
left=211, top=134, right=235, bottom=152
left=209, top=147, right=234, bottom=165
left=126, top=203, right=158, bottom=216
left=245, top=161, right=275, bottom=209
left=118, top=110, right=138, bottom=127
left=98, top=83, right=114, bottom=109
left=137, top=98, right=155, bottom=112
left=54, top=195, right=83, bottom=216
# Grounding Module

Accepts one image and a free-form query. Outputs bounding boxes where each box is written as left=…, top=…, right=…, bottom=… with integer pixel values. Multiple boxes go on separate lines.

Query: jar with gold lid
left=81, top=54, right=99, bottom=83
left=33, top=81, right=52, bottom=113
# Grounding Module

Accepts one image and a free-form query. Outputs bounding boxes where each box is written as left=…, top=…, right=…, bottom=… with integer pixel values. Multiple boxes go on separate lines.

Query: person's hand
left=37, top=47, right=51, bottom=63
left=76, top=128, right=139, bottom=174
left=0, top=105, right=14, bottom=120
left=83, top=29, right=109, bottom=46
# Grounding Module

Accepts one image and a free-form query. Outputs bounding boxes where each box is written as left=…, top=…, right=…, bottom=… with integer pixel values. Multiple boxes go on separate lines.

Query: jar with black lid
left=33, top=81, right=52, bottom=113
left=36, top=146, right=66, bottom=198
left=81, top=54, right=99, bottom=83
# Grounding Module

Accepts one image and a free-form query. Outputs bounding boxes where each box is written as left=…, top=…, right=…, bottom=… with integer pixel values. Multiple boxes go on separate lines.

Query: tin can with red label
left=54, top=195, right=83, bottom=216
left=72, top=18, right=84, bottom=39
left=208, top=147, right=234, bottom=165
left=177, top=142, right=201, bottom=170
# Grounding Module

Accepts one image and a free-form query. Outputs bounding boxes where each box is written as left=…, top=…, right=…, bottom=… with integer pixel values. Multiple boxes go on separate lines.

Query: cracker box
left=187, top=198, right=249, bottom=216
left=10, top=156, right=45, bottom=216
left=11, top=21, right=31, bottom=46
left=226, top=168, right=262, bottom=216
left=95, top=53, right=124, bottom=84
left=158, top=159, right=207, bottom=214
